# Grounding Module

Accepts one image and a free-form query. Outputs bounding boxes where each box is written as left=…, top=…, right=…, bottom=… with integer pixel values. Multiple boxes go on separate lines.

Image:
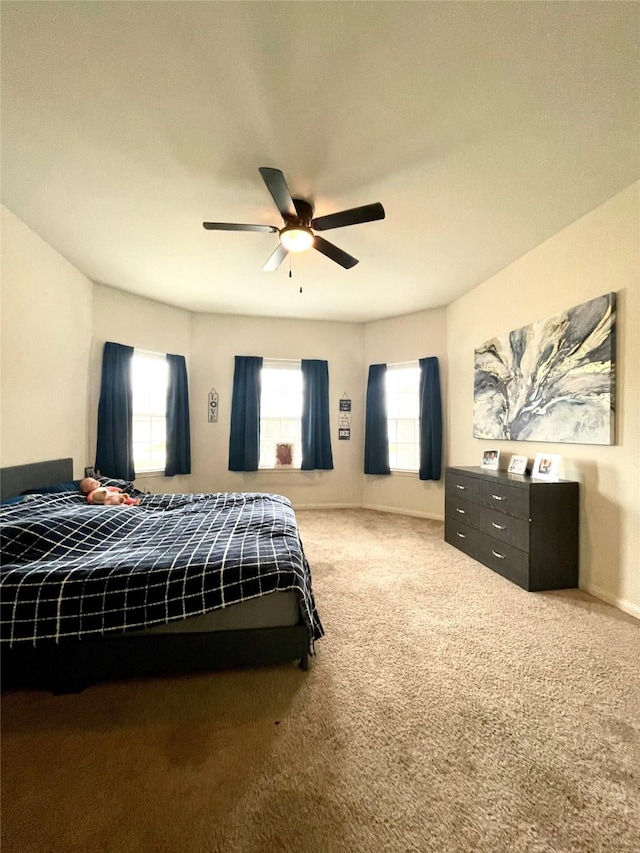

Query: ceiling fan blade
left=262, top=242, right=289, bottom=272
left=259, top=167, right=297, bottom=221
left=312, top=235, right=359, bottom=269
left=203, top=222, right=278, bottom=233
left=311, top=202, right=385, bottom=232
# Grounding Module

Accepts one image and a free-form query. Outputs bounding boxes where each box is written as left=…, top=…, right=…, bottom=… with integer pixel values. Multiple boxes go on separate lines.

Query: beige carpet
left=2, top=509, right=639, bottom=853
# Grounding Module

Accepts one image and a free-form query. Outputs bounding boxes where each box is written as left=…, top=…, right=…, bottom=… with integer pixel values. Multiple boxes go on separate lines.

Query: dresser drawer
left=478, top=480, right=529, bottom=520
left=478, top=533, right=529, bottom=589
left=445, top=472, right=479, bottom=503
left=445, top=495, right=478, bottom=529
left=445, top=518, right=478, bottom=558
left=478, top=507, right=529, bottom=551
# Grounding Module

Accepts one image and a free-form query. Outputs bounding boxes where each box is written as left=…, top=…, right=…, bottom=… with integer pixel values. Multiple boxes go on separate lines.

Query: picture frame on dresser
left=532, top=453, right=561, bottom=481
left=481, top=449, right=500, bottom=470
left=508, top=454, right=528, bottom=475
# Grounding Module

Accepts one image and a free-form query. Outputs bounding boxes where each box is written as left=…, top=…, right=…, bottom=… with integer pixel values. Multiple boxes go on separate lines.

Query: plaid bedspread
left=0, top=491, right=323, bottom=646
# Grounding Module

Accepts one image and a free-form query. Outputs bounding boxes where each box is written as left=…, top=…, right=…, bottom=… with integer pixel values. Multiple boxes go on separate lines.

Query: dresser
left=444, top=466, right=579, bottom=591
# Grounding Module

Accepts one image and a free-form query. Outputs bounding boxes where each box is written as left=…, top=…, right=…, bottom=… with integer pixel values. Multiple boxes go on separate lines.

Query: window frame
left=131, top=348, right=169, bottom=474
left=385, top=361, right=420, bottom=473
left=258, top=359, right=303, bottom=471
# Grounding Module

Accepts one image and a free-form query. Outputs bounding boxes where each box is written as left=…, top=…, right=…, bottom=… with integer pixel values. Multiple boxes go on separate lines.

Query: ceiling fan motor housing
left=290, top=198, right=314, bottom=226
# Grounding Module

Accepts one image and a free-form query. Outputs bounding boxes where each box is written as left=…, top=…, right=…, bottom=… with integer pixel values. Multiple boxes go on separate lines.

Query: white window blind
left=259, top=360, right=303, bottom=469
left=131, top=350, right=168, bottom=473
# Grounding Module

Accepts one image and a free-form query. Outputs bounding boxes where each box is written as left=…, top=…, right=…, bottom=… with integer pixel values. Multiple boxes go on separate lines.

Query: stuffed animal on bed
left=80, top=478, right=140, bottom=506
left=86, top=487, right=140, bottom=506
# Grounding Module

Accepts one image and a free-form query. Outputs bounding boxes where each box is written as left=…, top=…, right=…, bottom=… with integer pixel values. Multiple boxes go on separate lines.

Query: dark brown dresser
left=444, top=466, right=579, bottom=591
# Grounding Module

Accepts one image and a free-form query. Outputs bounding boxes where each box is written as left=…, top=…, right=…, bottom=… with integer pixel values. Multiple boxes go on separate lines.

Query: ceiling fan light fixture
left=280, top=226, right=314, bottom=253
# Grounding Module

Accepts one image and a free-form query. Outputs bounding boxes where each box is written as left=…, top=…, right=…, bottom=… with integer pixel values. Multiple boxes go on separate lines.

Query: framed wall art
left=473, top=292, right=616, bottom=445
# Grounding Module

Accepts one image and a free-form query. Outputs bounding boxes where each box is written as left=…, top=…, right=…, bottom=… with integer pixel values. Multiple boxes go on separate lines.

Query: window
left=259, top=360, right=302, bottom=469
left=386, top=364, right=420, bottom=472
left=131, top=350, right=168, bottom=472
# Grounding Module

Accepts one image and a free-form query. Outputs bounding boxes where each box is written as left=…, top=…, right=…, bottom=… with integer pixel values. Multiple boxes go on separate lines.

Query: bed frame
left=1, top=459, right=310, bottom=693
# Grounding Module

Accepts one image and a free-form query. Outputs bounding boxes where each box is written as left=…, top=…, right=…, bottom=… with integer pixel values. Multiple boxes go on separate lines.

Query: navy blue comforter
left=0, top=491, right=323, bottom=646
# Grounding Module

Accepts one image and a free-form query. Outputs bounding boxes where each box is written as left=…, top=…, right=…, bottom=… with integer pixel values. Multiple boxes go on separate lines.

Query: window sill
left=257, top=467, right=304, bottom=473
left=389, top=468, right=419, bottom=477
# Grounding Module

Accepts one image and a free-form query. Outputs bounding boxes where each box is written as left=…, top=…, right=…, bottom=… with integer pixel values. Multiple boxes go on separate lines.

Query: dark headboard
left=0, top=458, right=74, bottom=502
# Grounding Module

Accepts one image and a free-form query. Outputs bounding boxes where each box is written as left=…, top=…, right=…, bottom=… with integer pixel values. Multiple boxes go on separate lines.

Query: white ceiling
left=1, top=2, right=638, bottom=323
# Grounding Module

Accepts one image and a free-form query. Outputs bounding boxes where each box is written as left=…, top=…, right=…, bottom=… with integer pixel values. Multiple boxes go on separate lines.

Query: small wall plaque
left=208, top=389, right=218, bottom=423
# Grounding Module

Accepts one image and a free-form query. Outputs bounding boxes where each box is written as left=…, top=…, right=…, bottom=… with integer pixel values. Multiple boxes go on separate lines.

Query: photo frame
left=481, top=449, right=500, bottom=470
left=508, top=454, right=528, bottom=475
left=531, top=453, right=561, bottom=481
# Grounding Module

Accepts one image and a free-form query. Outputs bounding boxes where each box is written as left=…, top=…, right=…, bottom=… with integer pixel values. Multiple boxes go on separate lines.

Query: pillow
left=21, top=480, right=82, bottom=495
left=1, top=494, right=32, bottom=506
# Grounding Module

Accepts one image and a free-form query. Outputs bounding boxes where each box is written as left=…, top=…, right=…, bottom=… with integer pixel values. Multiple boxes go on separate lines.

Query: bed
left=0, top=459, right=323, bottom=693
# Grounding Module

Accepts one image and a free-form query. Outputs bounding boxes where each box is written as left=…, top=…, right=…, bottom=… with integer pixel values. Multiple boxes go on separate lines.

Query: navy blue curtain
left=364, top=364, right=390, bottom=475
left=165, top=354, right=191, bottom=476
left=419, top=357, right=443, bottom=481
left=95, top=342, right=135, bottom=481
left=301, top=360, right=334, bottom=470
left=229, top=356, right=263, bottom=471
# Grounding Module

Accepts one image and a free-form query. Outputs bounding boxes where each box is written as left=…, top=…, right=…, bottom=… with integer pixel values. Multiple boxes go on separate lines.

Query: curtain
left=228, top=355, right=263, bottom=471
left=165, top=354, right=191, bottom=476
left=364, top=364, right=390, bottom=475
left=95, top=341, right=135, bottom=480
left=419, top=356, right=443, bottom=481
left=301, top=360, right=334, bottom=470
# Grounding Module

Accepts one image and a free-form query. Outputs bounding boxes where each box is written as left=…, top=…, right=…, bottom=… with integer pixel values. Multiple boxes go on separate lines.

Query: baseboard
left=583, top=583, right=640, bottom=621
left=293, top=503, right=362, bottom=511
left=362, top=503, right=444, bottom=522
left=293, top=502, right=444, bottom=522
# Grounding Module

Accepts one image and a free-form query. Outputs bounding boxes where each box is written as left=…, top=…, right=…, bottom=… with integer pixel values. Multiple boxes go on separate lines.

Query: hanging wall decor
left=339, top=393, right=351, bottom=440
left=473, top=292, right=616, bottom=445
left=208, top=388, right=219, bottom=423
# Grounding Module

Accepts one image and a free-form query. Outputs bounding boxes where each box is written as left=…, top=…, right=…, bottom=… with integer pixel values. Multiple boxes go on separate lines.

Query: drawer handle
left=491, top=522, right=506, bottom=530
left=456, top=508, right=466, bottom=514
left=491, top=494, right=506, bottom=502
left=456, top=484, right=466, bottom=490
left=456, top=532, right=467, bottom=539
left=491, top=549, right=506, bottom=559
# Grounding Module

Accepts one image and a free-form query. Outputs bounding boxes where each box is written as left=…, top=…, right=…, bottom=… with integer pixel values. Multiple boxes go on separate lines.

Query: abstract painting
left=474, top=293, right=616, bottom=445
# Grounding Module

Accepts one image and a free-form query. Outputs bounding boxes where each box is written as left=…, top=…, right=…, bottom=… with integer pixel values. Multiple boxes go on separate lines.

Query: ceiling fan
left=203, top=167, right=385, bottom=271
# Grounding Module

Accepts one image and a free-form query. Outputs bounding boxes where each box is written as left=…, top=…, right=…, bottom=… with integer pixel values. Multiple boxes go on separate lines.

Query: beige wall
left=446, top=182, right=639, bottom=618
left=190, top=313, right=364, bottom=508
left=363, top=307, right=448, bottom=519
left=0, top=207, right=92, bottom=476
